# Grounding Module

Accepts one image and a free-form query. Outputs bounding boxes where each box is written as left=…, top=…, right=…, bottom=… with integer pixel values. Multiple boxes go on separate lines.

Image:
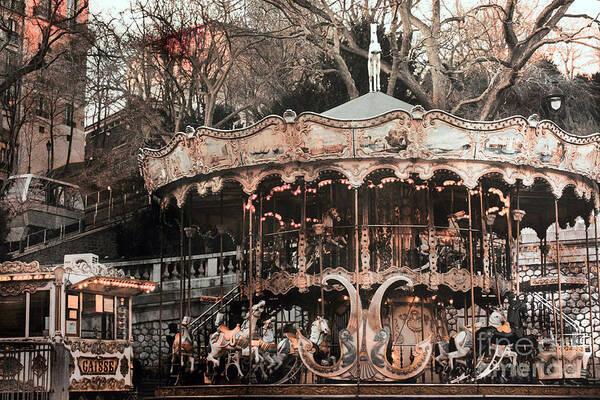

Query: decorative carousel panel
left=355, top=116, right=411, bottom=157
left=239, top=123, right=295, bottom=165
left=295, top=121, right=353, bottom=161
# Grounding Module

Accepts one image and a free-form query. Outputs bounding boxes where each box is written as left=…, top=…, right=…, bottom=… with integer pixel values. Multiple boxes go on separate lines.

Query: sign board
left=77, top=357, right=118, bottom=375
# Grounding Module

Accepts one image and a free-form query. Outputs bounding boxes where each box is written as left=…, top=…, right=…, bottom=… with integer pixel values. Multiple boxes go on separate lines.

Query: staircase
left=191, top=284, right=242, bottom=335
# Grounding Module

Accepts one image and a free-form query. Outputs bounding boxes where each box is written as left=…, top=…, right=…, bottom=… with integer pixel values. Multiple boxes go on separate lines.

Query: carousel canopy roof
left=321, top=92, right=414, bottom=120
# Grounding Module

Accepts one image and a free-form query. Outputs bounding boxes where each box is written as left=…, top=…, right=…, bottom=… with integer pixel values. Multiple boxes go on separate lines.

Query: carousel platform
left=153, top=383, right=600, bottom=399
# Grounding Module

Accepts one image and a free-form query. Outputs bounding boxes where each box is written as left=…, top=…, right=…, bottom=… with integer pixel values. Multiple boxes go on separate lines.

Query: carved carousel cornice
left=139, top=108, right=600, bottom=204
left=158, top=159, right=599, bottom=211
left=248, top=265, right=496, bottom=296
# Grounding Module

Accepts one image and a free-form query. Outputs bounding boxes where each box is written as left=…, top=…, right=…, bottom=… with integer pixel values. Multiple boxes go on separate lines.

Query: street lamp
left=45, top=141, right=51, bottom=173
left=546, top=87, right=564, bottom=112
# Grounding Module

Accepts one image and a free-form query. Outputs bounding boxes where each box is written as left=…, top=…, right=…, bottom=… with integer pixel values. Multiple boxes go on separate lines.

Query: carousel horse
left=305, top=316, right=335, bottom=366
left=171, top=316, right=195, bottom=374
left=436, top=325, right=473, bottom=371
left=207, top=300, right=266, bottom=377
left=254, top=316, right=282, bottom=376
left=475, top=294, right=537, bottom=361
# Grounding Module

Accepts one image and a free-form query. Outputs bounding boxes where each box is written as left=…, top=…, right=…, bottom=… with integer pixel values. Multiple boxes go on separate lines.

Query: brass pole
left=506, top=193, right=513, bottom=287
left=248, top=202, right=254, bottom=381
left=354, top=187, right=361, bottom=389
left=595, top=212, right=600, bottom=378
left=220, top=191, right=224, bottom=300
left=554, top=199, right=565, bottom=381
left=158, top=207, right=164, bottom=385
left=468, top=189, right=476, bottom=369
left=179, top=205, right=184, bottom=373
left=187, top=225, right=192, bottom=317
left=515, top=183, right=521, bottom=295
left=478, top=183, right=487, bottom=276
left=585, top=214, right=596, bottom=378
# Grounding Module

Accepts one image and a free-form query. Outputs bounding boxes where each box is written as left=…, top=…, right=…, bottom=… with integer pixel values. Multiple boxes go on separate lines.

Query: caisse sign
left=77, top=357, right=118, bottom=375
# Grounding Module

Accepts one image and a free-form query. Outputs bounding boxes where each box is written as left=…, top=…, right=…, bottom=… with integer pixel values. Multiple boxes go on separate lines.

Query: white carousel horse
left=254, top=316, right=283, bottom=377
left=171, top=316, right=195, bottom=374
left=275, top=316, right=332, bottom=368
left=207, top=300, right=266, bottom=377
left=368, top=23, right=381, bottom=92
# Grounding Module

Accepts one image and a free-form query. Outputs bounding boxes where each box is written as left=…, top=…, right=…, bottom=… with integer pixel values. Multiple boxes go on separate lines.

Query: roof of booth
left=321, top=92, right=414, bottom=120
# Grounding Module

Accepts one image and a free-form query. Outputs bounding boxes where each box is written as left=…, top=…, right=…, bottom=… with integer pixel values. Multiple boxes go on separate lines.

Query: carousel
left=138, top=28, right=600, bottom=398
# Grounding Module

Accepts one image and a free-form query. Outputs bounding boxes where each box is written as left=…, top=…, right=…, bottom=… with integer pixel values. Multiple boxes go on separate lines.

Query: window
left=66, top=293, right=79, bottom=335
left=81, top=293, right=114, bottom=339
left=36, top=96, right=48, bottom=118
left=39, top=125, right=45, bottom=133
left=29, top=291, right=50, bottom=336
left=6, top=18, right=17, bottom=43
left=65, top=103, right=75, bottom=127
left=0, top=294, right=25, bottom=337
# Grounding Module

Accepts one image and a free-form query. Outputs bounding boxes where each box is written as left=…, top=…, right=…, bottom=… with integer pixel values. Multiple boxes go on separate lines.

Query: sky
left=90, top=0, right=600, bottom=76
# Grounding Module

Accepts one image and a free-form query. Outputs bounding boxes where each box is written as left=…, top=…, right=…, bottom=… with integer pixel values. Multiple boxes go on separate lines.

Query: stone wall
left=132, top=320, right=174, bottom=374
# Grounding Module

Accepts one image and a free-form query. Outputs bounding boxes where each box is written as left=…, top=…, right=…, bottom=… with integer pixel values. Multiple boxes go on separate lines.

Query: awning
left=69, top=276, right=156, bottom=296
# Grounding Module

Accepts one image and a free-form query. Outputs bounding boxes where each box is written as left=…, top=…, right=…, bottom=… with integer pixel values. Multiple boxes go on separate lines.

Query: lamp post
left=545, top=86, right=564, bottom=122
left=45, top=140, right=51, bottom=173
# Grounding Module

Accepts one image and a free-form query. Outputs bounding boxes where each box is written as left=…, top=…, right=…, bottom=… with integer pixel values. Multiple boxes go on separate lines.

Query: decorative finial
left=368, top=23, right=381, bottom=92
left=283, top=109, right=297, bottom=123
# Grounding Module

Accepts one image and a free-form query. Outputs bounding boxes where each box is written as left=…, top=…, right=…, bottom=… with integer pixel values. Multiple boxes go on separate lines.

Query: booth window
left=66, top=293, right=79, bottom=336
left=29, top=291, right=50, bottom=337
left=0, top=294, right=25, bottom=337
left=81, top=293, right=114, bottom=339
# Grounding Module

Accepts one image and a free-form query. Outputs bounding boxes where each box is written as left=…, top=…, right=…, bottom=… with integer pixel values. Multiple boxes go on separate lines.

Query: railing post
left=50, top=343, right=70, bottom=400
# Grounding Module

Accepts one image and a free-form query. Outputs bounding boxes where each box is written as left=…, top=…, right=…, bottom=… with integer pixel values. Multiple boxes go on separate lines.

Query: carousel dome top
left=321, top=92, right=414, bottom=120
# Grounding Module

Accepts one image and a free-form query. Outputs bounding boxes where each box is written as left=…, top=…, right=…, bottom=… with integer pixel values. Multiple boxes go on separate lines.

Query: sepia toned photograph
left=0, top=0, right=600, bottom=399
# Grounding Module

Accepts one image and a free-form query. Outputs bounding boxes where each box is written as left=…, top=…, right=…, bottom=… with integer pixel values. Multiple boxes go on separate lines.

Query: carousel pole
left=585, top=213, right=596, bottom=378
left=186, top=207, right=192, bottom=318
left=354, top=187, right=361, bottom=389
left=595, top=211, right=600, bottom=378
left=179, top=204, right=185, bottom=372
left=515, top=182, right=521, bottom=295
left=158, top=206, right=164, bottom=385
left=220, top=191, right=225, bottom=301
left=248, top=199, right=254, bottom=382
left=468, top=189, right=476, bottom=369
left=554, top=199, right=565, bottom=382
left=506, top=193, right=513, bottom=287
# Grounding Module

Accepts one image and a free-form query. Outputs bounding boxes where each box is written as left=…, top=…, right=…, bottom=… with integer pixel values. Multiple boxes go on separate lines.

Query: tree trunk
left=333, top=52, right=359, bottom=100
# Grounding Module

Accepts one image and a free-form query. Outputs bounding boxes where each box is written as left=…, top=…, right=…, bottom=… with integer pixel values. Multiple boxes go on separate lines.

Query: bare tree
left=262, top=0, right=599, bottom=120
left=0, top=0, right=89, bottom=175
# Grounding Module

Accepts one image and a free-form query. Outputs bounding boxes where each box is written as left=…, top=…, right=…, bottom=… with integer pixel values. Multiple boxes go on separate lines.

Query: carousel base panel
left=153, top=383, right=600, bottom=399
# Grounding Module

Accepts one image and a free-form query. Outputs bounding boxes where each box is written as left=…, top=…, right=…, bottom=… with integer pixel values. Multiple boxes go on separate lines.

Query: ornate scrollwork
left=31, top=355, right=47, bottom=378
left=0, top=261, right=45, bottom=274
left=0, top=281, right=46, bottom=297
left=64, top=339, right=128, bottom=355
left=297, top=272, right=431, bottom=381
left=0, top=356, right=23, bottom=378
left=70, top=377, right=130, bottom=391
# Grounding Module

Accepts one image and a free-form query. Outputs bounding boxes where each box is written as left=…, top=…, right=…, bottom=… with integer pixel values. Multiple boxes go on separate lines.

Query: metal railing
left=8, top=186, right=150, bottom=253
left=191, top=284, right=241, bottom=335
left=259, top=223, right=486, bottom=278
left=0, top=341, right=53, bottom=400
